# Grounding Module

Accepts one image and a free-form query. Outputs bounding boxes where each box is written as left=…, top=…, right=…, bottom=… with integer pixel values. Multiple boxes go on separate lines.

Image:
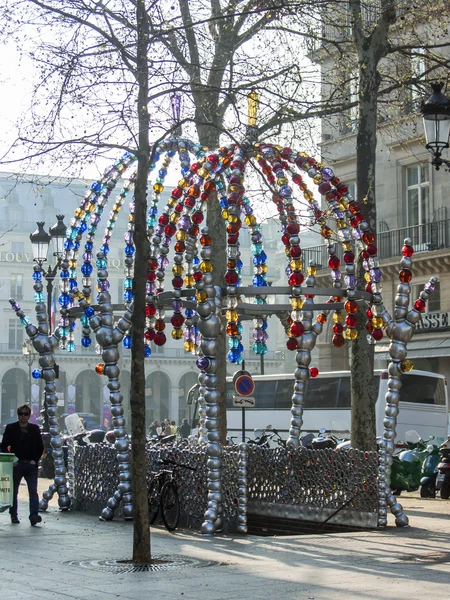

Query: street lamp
left=30, top=215, right=67, bottom=331
left=22, top=338, right=37, bottom=422
left=421, top=82, right=450, bottom=171
left=170, top=92, right=182, bottom=136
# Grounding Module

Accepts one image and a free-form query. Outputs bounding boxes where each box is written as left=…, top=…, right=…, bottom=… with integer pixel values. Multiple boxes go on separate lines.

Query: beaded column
left=237, top=442, right=248, bottom=534
left=196, top=227, right=223, bottom=536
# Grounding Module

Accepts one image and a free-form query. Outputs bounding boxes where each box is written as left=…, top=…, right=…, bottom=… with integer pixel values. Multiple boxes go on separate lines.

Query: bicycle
left=147, top=458, right=196, bottom=531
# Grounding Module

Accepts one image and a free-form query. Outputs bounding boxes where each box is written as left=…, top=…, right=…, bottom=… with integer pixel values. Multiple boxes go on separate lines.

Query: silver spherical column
left=237, top=442, right=248, bottom=534
left=287, top=261, right=326, bottom=448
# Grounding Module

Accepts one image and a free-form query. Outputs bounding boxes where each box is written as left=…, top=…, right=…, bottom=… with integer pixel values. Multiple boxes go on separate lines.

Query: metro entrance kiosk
left=232, top=368, right=255, bottom=442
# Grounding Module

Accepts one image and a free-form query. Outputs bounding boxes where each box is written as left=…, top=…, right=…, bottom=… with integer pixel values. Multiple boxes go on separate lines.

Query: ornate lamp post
left=421, top=82, right=450, bottom=171
left=22, top=338, right=37, bottom=421
left=29, top=215, right=66, bottom=430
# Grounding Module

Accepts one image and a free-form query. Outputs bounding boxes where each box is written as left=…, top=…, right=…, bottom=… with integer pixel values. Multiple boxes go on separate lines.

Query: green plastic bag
left=0, top=453, right=17, bottom=513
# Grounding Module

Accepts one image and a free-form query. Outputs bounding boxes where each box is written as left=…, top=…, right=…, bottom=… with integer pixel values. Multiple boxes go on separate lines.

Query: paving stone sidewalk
left=1, top=479, right=449, bottom=600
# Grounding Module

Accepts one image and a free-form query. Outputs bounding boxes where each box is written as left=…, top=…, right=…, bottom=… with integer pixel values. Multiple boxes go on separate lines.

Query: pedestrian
left=148, top=420, right=159, bottom=438
left=0, top=403, right=44, bottom=526
left=163, top=419, right=172, bottom=436
left=179, top=418, right=190, bottom=439
left=171, top=420, right=178, bottom=435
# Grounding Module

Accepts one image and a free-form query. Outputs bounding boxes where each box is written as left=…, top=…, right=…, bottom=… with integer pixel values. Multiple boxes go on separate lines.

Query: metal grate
left=63, top=555, right=221, bottom=574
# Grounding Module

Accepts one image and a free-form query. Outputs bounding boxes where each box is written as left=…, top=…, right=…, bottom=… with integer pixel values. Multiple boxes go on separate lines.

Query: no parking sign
left=233, top=370, right=255, bottom=396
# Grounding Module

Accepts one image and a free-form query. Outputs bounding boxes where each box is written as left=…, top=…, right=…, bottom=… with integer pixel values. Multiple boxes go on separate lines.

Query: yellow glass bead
left=178, top=179, right=189, bottom=189
left=196, top=290, right=208, bottom=303
left=167, top=198, right=177, bottom=207
left=291, top=297, right=304, bottom=310
left=113, top=203, right=122, bottom=212
left=401, top=359, right=414, bottom=372
left=313, top=174, right=323, bottom=184
left=184, top=275, right=194, bottom=287
left=307, top=266, right=317, bottom=276
left=285, top=247, right=291, bottom=256
left=69, top=260, right=77, bottom=269
left=290, top=259, right=303, bottom=270
left=228, top=184, right=242, bottom=193
left=184, top=340, right=195, bottom=352
left=170, top=212, right=180, bottom=223
left=337, top=219, right=347, bottom=229
left=129, top=214, right=135, bottom=222
left=339, top=200, right=349, bottom=210
left=176, top=230, right=188, bottom=241
left=299, top=152, right=309, bottom=158
left=364, top=272, right=371, bottom=282
left=303, top=190, right=314, bottom=200
left=228, top=214, right=238, bottom=223
left=74, top=208, right=85, bottom=218
left=372, top=316, right=384, bottom=328
left=226, top=310, right=239, bottom=322
left=260, top=264, right=268, bottom=274
left=221, top=209, right=229, bottom=220
left=86, top=204, right=96, bottom=213
left=153, top=183, right=164, bottom=193
left=200, top=261, right=213, bottom=273
left=244, top=215, right=257, bottom=226
left=172, top=329, right=184, bottom=340
left=172, top=265, right=184, bottom=275
left=342, top=242, right=353, bottom=251
left=277, top=177, right=288, bottom=185
left=345, top=328, right=358, bottom=340
left=75, top=291, right=84, bottom=301
left=197, top=168, right=208, bottom=178
left=333, top=312, right=345, bottom=323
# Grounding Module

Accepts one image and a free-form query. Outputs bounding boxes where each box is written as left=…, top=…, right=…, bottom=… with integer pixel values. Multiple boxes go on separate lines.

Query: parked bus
left=225, top=370, right=448, bottom=444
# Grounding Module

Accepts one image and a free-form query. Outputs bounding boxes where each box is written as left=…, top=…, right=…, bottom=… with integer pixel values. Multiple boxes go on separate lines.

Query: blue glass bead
left=91, top=181, right=104, bottom=193
left=99, top=244, right=110, bottom=255
left=78, top=222, right=88, bottom=233
left=69, top=280, right=77, bottom=290
left=84, top=307, right=95, bottom=318
left=252, top=275, right=267, bottom=287
left=124, top=245, right=135, bottom=256
left=81, top=337, right=92, bottom=347
left=64, top=240, right=74, bottom=250
left=89, top=225, right=97, bottom=235
left=124, top=290, right=133, bottom=301
left=220, top=199, right=229, bottom=208
left=237, top=342, right=244, bottom=353
left=124, top=278, right=133, bottom=288
left=32, top=272, right=42, bottom=281
left=167, top=150, right=176, bottom=157
left=237, top=259, right=243, bottom=270
left=229, top=337, right=239, bottom=349
left=59, top=293, right=70, bottom=307
left=67, top=341, right=75, bottom=352
left=193, top=257, right=200, bottom=266
left=81, top=263, right=93, bottom=276
left=145, top=345, right=152, bottom=357
left=69, top=322, right=76, bottom=331
left=74, top=241, right=81, bottom=250
left=96, top=257, right=107, bottom=269
left=227, top=349, right=241, bottom=363
left=261, top=320, right=268, bottom=330
left=235, top=354, right=243, bottom=365
left=32, top=369, right=41, bottom=379
left=20, top=316, right=31, bottom=326
left=81, top=315, right=89, bottom=326
left=123, top=336, right=132, bottom=349
left=185, top=309, right=194, bottom=317
left=154, top=151, right=160, bottom=161
left=85, top=241, right=94, bottom=251
left=34, top=292, right=45, bottom=303
left=253, top=251, right=267, bottom=265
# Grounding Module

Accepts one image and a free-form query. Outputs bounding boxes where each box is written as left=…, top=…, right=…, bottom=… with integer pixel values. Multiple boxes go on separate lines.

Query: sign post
left=233, top=368, right=255, bottom=443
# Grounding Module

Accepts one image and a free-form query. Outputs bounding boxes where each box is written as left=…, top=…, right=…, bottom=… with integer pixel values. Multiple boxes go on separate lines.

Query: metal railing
left=302, top=218, right=450, bottom=270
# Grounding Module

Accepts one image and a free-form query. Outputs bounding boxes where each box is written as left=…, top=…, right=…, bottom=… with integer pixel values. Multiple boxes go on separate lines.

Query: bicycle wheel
left=160, top=481, right=180, bottom=531
left=148, top=480, right=160, bottom=524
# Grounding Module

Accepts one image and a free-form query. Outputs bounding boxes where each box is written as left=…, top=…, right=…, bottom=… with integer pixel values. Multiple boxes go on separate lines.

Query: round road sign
left=234, top=371, right=255, bottom=396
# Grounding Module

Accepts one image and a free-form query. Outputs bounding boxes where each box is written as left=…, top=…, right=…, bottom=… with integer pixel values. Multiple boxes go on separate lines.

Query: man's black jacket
left=1, top=422, right=44, bottom=463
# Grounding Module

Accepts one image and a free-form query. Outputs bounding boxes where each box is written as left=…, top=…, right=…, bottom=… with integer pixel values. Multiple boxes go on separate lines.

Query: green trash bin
left=0, top=453, right=17, bottom=513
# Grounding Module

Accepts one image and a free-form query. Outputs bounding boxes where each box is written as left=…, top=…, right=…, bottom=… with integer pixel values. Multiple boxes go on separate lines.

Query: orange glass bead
left=95, top=364, right=104, bottom=375
left=345, top=300, right=358, bottom=314
left=399, top=269, right=412, bottom=283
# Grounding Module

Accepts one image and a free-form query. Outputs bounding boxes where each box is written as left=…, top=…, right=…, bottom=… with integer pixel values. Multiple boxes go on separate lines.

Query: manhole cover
left=399, top=552, right=450, bottom=564
left=63, top=555, right=221, bottom=573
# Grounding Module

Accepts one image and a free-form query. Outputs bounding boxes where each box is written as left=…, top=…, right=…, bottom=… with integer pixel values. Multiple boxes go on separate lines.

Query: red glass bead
left=172, top=187, right=183, bottom=199
left=333, top=334, right=345, bottom=348
left=148, top=258, right=158, bottom=270
left=348, top=202, right=361, bottom=215
left=362, top=231, right=375, bottom=244
left=318, top=182, right=331, bottom=195
left=286, top=338, right=298, bottom=351
left=192, top=211, right=204, bottom=224
left=366, top=309, right=373, bottom=319
left=290, top=246, right=302, bottom=258
left=225, top=270, right=239, bottom=285
left=200, top=192, right=210, bottom=201
left=204, top=181, right=216, bottom=193
left=365, top=283, right=372, bottom=293
left=350, top=215, right=362, bottom=227
left=281, top=147, right=292, bottom=158
left=171, top=313, right=185, bottom=327
left=155, top=319, right=165, bottom=332
left=295, top=156, right=307, bottom=168
left=333, top=323, right=343, bottom=334
left=228, top=234, right=238, bottom=245
left=172, top=276, right=183, bottom=289
left=286, top=223, right=300, bottom=235
left=158, top=214, right=169, bottom=225
left=346, top=315, right=357, bottom=327
left=200, top=235, right=211, bottom=246
left=227, top=221, right=241, bottom=234
left=189, top=224, right=199, bottom=236
left=414, top=299, right=426, bottom=312
left=147, top=271, right=156, bottom=282
left=154, top=332, right=167, bottom=346
left=336, top=183, right=348, bottom=194
left=174, top=203, right=183, bottom=213
left=402, top=245, right=414, bottom=257
left=292, top=174, right=303, bottom=185
left=290, top=322, right=305, bottom=337
left=328, top=256, right=340, bottom=269
left=185, top=197, right=196, bottom=208
left=366, top=321, right=374, bottom=333
left=174, top=241, right=185, bottom=253
left=372, top=328, right=383, bottom=341
left=343, top=251, right=355, bottom=264
left=145, top=304, right=156, bottom=317
left=229, top=175, right=242, bottom=185
left=310, top=367, right=319, bottom=378
left=367, top=244, right=377, bottom=256
left=190, top=163, right=199, bottom=173
left=193, top=271, right=203, bottom=282
left=281, top=233, right=290, bottom=246
left=164, top=223, right=176, bottom=236
left=288, top=272, right=304, bottom=286
left=361, top=250, right=369, bottom=259
left=146, top=328, right=156, bottom=341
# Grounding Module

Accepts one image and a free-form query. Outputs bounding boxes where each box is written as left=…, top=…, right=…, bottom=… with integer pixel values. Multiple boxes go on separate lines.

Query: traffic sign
left=232, top=395, right=255, bottom=408
left=234, top=370, right=255, bottom=396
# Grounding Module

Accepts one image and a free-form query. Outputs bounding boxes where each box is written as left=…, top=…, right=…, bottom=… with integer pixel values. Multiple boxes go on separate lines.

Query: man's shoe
left=11, top=516, right=20, bottom=524
left=30, top=514, right=42, bottom=526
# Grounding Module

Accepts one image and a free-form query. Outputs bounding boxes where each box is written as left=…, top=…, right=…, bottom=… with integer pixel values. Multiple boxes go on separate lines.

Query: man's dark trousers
left=10, top=461, right=39, bottom=519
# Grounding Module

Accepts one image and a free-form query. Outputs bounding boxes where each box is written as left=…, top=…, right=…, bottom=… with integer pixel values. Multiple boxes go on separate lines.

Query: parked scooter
left=420, top=441, right=441, bottom=498
left=435, top=436, right=450, bottom=499
left=390, top=430, right=439, bottom=496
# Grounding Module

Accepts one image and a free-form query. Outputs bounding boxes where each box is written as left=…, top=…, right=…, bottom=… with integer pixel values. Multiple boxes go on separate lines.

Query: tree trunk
left=130, top=0, right=151, bottom=563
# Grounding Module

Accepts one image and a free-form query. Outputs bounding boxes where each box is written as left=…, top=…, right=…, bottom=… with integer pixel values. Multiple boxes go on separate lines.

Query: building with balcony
left=306, top=2, right=450, bottom=381
left=0, top=172, right=285, bottom=431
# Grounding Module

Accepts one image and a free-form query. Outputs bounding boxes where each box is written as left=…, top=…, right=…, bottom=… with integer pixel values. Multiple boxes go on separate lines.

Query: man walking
left=1, top=404, right=44, bottom=525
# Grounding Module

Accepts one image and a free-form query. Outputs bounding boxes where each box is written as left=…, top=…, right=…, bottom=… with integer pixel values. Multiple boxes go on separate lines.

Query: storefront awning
left=375, top=338, right=450, bottom=361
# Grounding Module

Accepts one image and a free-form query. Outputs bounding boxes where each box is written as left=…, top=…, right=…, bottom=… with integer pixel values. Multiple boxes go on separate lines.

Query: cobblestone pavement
left=0, top=479, right=449, bottom=600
